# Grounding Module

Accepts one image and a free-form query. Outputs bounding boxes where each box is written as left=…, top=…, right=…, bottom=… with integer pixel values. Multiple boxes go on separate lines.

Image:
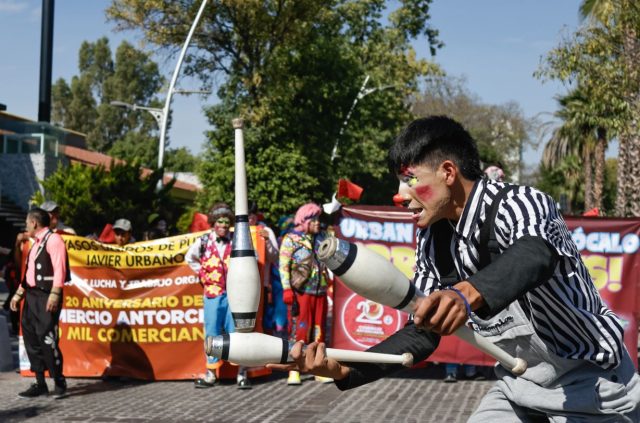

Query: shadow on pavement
left=64, top=378, right=152, bottom=397
left=0, top=405, right=53, bottom=422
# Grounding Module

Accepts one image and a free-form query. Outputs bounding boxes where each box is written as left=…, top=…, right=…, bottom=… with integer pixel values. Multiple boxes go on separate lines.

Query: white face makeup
left=396, top=164, right=451, bottom=229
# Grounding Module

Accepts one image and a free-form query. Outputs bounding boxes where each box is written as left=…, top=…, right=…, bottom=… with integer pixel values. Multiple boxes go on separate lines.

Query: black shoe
left=52, top=380, right=68, bottom=399
left=18, top=383, right=49, bottom=398
left=443, top=373, right=457, bottom=383
left=237, top=378, right=252, bottom=390
left=194, top=378, right=216, bottom=388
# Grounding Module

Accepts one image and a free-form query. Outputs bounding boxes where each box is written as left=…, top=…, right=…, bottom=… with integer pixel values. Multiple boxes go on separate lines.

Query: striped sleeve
left=493, top=186, right=624, bottom=368
left=413, top=228, right=439, bottom=294
left=494, top=186, right=577, bottom=258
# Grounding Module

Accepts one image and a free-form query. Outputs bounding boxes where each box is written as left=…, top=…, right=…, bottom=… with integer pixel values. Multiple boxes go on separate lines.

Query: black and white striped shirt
left=413, top=178, right=624, bottom=369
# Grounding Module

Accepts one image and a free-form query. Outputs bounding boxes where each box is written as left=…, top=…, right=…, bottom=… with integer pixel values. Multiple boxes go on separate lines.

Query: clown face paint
left=214, top=218, right=231, bottom=238
left=396, top=164, right=451, bottom=228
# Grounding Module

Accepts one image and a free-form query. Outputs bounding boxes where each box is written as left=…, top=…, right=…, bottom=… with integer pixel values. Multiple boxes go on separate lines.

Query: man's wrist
left=454, top=281, right=485, bottom=311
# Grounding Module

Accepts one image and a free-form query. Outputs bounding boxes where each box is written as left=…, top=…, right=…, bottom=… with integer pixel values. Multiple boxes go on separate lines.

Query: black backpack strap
left=431, top=219, right=457, bottom=286
left=478, top=185, right=519, bottom=270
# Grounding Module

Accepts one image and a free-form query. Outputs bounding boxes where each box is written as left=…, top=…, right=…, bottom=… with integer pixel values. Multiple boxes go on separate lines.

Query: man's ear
left=440, top=160, right=458, bottom=186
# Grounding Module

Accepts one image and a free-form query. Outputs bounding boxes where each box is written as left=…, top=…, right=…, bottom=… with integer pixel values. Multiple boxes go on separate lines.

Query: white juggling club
left=226, top=118, right=261, bottom=332
left=317, top=237, right=527, bottom=376
left=205, top=332, right=414, bottom=368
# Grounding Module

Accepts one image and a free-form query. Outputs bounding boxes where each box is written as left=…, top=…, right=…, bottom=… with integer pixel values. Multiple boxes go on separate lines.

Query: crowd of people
left=2, top=195, right=339, bottom=394
left=3, top=115, right=639, bottom=421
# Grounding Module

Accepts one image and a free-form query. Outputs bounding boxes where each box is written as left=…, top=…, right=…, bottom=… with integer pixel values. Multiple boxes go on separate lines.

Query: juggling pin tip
left=317, top=237, right=338, bottom=261
left=232, top=118, right=243, bottom=129
left=401, top=353, right=414, bottom=367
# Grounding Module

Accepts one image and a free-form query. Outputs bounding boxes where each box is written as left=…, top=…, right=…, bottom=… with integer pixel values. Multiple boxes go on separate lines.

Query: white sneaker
left=287, top=370, right=302, bottom=385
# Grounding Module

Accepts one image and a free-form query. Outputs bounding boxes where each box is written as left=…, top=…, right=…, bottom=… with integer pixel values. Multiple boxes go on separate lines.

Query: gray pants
left=470, top=353, right=640, bottom=422
left=468, top=302, right=640, bottom=422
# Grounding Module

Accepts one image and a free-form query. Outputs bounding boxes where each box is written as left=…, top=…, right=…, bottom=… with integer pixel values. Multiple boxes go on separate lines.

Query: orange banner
left=19, top=230, right=270, bottom=380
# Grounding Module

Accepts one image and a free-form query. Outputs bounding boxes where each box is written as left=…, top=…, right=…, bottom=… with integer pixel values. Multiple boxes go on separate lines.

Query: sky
left=0, top=0, right=584, bottom=168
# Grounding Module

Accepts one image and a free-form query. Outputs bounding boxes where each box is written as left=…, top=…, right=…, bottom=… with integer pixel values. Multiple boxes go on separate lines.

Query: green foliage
left=536, top=0, right=640, bottom=216
left=536, top=155, right=585, bottom=214
left=31, top=162, right=183, bottom=239
left=412, top=75, right=534, bottom=179
left=108, top=0, right=442, bottom=217
left=164, top=147, right=201, bottom=172
left=52, top=37, right=200, bottom=171
left=536, top=155, right=618, bottom=215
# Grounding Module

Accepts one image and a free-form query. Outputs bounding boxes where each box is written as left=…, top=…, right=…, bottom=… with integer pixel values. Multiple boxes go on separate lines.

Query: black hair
left=388, top=116, right=484, bottom=180
left=248, top=200, right=259, bottom=215
left=28, top=207, right=51, bottom=228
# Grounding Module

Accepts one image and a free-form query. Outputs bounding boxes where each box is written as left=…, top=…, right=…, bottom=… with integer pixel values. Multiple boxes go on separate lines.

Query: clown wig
left=294, top=202, right=321, bottom=233
left=208, top=202, right=234, bottom=226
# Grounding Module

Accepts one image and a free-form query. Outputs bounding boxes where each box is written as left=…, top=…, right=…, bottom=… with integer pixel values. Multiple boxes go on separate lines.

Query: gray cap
left=113, top=218, right=132, bottom=232
left=40, top=200, right=59, bottom=212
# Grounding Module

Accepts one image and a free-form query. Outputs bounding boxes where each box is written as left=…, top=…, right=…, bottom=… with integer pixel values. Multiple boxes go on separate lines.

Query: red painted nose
left=393, top=194, right=406, bottom=207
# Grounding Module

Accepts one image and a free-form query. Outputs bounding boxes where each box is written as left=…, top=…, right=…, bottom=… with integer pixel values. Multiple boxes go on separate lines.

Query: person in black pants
left=11, top=208, right=69, bottom=399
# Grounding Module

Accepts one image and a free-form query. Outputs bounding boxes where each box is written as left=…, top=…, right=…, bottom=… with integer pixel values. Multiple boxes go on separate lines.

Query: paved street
left=0, top=311, right=493, bottom=422
left=0, top=361, right=493, bottom=423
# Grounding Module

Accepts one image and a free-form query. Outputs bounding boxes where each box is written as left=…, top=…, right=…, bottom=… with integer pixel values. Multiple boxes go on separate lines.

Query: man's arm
left=185, top=236, right=203, bottom=274
left=466, top=236, right=558, bottom=317
left=334, top=323, right=440, bottom=390
left=46, top=233, right=68, bottom=312
left=414, top=187, right=560, bottom=332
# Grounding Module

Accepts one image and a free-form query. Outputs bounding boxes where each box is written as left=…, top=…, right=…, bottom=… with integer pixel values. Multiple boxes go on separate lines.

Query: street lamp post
left=109, top=101, right=163, bottom=127
left=331, top=75, right=397, bottom=163
left=109, top=0, right=209, bottom=191
left=158, top=0, right=209, bottom=171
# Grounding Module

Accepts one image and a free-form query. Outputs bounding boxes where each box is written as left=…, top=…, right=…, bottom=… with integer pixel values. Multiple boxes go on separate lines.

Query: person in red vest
left=185, top=203, right=251, bottom=389
left=11, top=207, right=69, bottom=399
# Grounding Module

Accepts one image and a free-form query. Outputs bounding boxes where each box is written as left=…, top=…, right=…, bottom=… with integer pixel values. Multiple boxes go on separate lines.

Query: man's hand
left=46, top=294, right=60, bottom=312
left=413, top=291, right=467, bottom=335
left=257, top=228, right=270, bottom=240
left=413, top=281, right=484, bottom=335
left=266, top=341, right=350, bottom=380
left=9, top=294, right=22, bottom=312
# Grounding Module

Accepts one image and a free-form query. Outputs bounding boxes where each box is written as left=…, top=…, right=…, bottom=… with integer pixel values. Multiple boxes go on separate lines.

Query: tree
left=412, top=75, right=534, bottom=181
left=537, top=1, right=640, bottom=216
left=52, top=37, right=200, bottom=171
left=107, top=0, right=443, bottom=218
left=31, top=162, right=182, bottom=239
left=537, top=155, right=584, bottom=214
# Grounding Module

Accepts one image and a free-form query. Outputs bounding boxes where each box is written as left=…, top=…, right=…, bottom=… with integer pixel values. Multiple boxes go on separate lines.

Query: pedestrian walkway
left=0, top=365, right=493, bottom=422
left=0, top=282, right=494, bottom=422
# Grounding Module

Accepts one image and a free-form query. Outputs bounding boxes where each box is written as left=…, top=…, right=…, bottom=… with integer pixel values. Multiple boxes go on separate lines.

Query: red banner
left=332, top=206, right=640, bottom=368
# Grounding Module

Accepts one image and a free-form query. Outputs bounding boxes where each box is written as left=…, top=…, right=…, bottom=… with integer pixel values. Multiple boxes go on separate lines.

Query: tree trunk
left=583, top=148, right=594, bottom=211
left=615, top=126, right=630, bottom=215
left=619, top=21, right=640, bottom=216
left=593, top=127, right=606, bottom=213
left=629, top=129, right=640, bottom=217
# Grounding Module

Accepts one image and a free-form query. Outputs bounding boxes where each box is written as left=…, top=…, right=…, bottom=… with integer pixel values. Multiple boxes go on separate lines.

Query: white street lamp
left=109, top=0, right=209, bottom=191
left=331, top=75, right=398, bottom=163
left=158, top=0, right=209, bottom=172
left=109, top=101, right=163, bottom=127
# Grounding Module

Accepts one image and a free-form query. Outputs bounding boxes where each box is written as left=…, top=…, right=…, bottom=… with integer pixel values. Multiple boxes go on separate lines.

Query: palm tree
left=580, top=0, right=640, bottom=215
left=542, top=89, right=603, bottom=211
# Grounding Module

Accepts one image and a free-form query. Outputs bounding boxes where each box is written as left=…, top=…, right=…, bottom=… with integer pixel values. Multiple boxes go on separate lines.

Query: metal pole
left=158, top=0, right=209, bottom=171
left=331, top=75, right=370, bottom=163
left=38, top=0, right=54, bottom=122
